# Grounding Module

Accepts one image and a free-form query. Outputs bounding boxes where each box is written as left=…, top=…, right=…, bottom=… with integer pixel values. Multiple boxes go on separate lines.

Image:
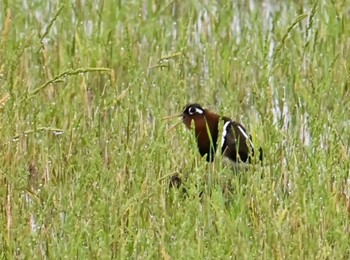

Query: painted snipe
left=165, top=103, right=263, bottom=165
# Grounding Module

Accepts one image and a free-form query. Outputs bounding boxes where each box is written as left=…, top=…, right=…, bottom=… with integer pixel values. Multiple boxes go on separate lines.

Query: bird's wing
left=221, top=120, right=254, bottom=163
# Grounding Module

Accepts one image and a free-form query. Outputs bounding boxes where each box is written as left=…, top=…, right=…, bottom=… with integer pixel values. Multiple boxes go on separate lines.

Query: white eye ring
left=188, top=107, right=203, bottom=115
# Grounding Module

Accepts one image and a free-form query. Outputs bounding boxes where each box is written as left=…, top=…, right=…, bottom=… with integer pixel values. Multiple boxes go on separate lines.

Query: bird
left=165, top=103, right=262, bottom=165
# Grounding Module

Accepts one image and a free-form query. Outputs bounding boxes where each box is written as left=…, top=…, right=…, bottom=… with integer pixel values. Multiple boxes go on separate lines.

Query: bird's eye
left=188, top=106, right=203, bottom=115
left=188, top=107, right=197, bottom=115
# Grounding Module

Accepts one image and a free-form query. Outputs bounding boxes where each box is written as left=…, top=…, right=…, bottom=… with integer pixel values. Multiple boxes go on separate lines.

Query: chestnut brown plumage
left=181, top=103, right=262, bottom=164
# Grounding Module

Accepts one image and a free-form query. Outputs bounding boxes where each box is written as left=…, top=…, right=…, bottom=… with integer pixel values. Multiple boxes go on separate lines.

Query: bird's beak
left=162, top=114, right=182, bottom=120
left=163, top=113, right=182, bottom=133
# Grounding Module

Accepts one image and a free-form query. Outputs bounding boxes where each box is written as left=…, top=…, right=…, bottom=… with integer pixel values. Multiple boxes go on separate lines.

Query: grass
left=1, top=0, right=350, bottom=258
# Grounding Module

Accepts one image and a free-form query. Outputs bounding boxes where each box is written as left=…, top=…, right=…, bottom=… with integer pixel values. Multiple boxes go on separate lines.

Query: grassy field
left=1, top=0, right=350, bottom=258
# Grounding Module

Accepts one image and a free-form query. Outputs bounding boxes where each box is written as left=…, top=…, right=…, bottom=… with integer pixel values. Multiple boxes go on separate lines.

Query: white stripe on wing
left=237, top=125, right=254, bottom=149
left=221, top=121, right=231, bottom=149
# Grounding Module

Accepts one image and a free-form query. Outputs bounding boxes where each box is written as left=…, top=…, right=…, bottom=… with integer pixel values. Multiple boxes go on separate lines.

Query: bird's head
left=181, top=103, right=206, bottom=130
